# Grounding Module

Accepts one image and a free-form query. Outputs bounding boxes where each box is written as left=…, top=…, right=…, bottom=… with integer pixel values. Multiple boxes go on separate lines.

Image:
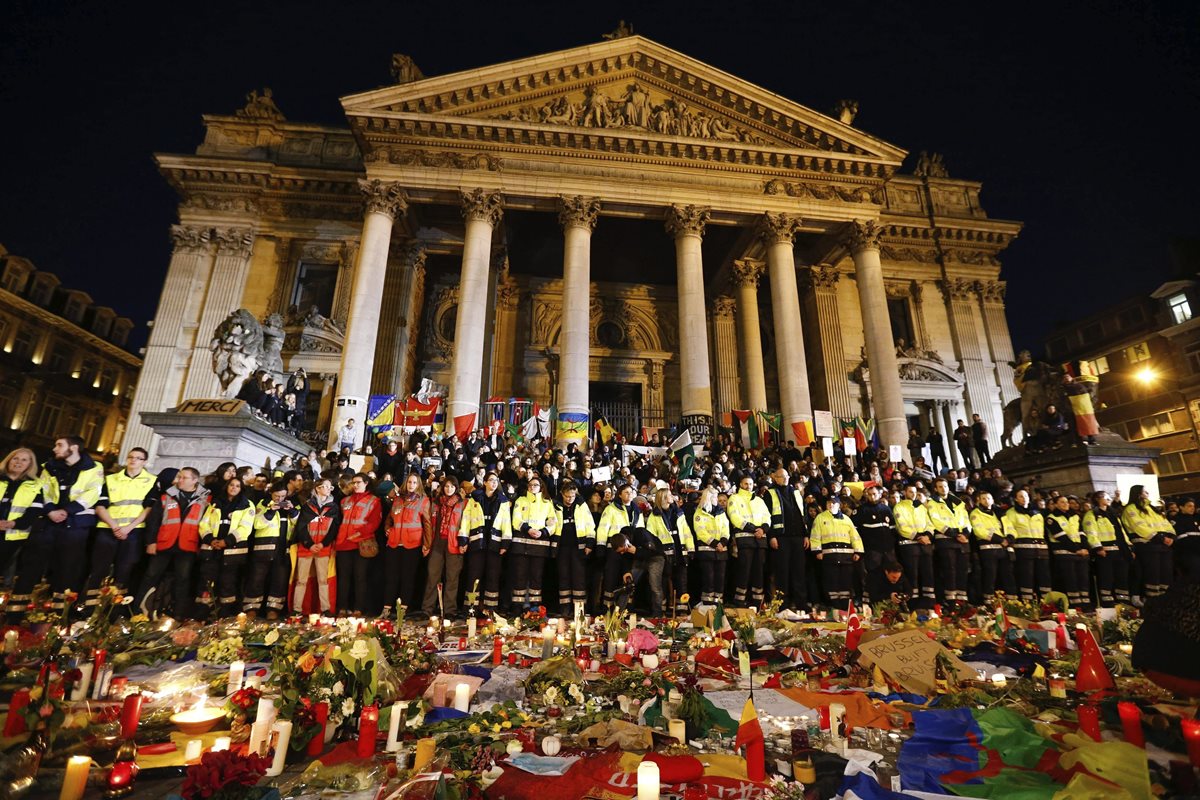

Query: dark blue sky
left=2, top=0, right=1197, bottom=353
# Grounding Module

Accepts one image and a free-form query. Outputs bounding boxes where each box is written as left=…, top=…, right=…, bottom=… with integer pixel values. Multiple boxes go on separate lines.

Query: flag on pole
left=367, top=395, right=398, bottom=428
left=734, top=698, right=766, bottom=781
left=759, top=412, right=781, bottom=447
left=855, top=417, right=876, bottom=451
left=845, top=598, right=863, bottom=650
left=839, top=417, right=858, bottom=442
left=505, top=421, right=524, bottom=443
left=791, top=419, right=815, bottom=447
left=670, top=429, right=696, bottom=478
left=452, top=413, right=476, bottom=442
left=594, top=416, right=616, bottom=445
left=731, top=410, right=759, bottom=448
left=1067, top=388, right=1100, bottom=437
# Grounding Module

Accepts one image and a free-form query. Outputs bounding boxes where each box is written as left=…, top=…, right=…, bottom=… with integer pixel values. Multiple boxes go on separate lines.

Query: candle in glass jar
left=227, top=660, right=245, bottom=694
left=493, top=636, right=503, bottom=666
left=69, top=662, right=93, bottom=702
left=356, top=704, right=379, bottom=758
left=307, top=702, right=328, bottom=757
left=669, top=718, right=687, bottom=744
left=1117, top=702, right=1144, bottom=747
left=59, top=755, right=90, bottom=800
left=265, top=720, right=293, bottom=777
left=453, top=683, right=470, bottom=713
left=1181, top=718, right=1200, bottom=768
left=1048, top=674, right=1067, bottom=698
left=184, top=740, right=202, bottom=762
left=636, top=759, right=660, bottom=800
left=542, top=626, right=555, bottom=660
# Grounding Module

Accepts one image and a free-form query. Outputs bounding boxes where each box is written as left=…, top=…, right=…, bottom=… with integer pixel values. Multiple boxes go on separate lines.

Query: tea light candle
left=636, top=759, right=660, bottom=800
left=212, top=736, right=231, bottom=752
left=1181, top=718, right=1200, bottom=768
left=184, top=740, right=203, bottom=762
left=413, top=737, right=436, bottom=772
left=990, top=673, right=1007, bottom=688
left=59, top=755, right=90, bottom=800
left=386, top=701, right=408, bottom=751
left=228, top=660, right=245, bottom=694
left=265, top=720, right=292, bottom=777
left=669, top=718, right=686, bottom=744
left=1117, top=702, right=1144, bottom=747
left=453, top=683, right=470, bottom=713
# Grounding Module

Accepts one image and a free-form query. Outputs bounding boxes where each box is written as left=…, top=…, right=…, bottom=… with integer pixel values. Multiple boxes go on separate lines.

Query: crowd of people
left=0, top=424, right=1195, bottom=624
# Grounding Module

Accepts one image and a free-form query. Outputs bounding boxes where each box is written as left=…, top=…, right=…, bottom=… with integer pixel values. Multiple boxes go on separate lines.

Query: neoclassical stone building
left=124, top=35, right=1021, bottom=463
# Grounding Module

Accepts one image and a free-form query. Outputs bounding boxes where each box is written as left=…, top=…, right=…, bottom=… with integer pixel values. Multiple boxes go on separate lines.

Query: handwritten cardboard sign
left=856, top=629, right=976, bottom=695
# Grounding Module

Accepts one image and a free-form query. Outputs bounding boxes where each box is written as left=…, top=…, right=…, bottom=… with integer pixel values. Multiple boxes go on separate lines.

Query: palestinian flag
left=791, top=419, right=815, bottom=446
left=734, top=698, right=766, bottom=781
left=594, top=416, right=616, bottom=445
left=855, top=417, right=877, bottom=451
left=732, top=409, right=759, bottom=448
left=845, top=598, right=863, bottom=650
left=670, top=429, right=696, bottom=479
left=759, top=412, right=781, bottom=447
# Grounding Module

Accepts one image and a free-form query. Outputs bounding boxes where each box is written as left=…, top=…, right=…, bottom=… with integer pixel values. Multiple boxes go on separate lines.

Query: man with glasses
left=89, top=448, right=157, bottom=605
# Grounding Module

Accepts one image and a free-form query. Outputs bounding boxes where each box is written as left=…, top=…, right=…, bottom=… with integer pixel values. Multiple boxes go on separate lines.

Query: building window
left=291, top=262, right=338, bottom=319
left=1169, top=293, right=1193, bottom=325
left=1128, top=411, right=1174, bottom=440
left=1080, top=322, right=1105, bottom=344
left=1157, top=451, right=1188, bottom=476
left=887, top=297, right=915, bottom=349
left=1125, top=342, right=1151, bottom=364
left=0, top=270, right=21, bottom=293
left=1088, top=356, right=1110, bottom=375
left=1118, top=306, right=1146, bottom=329
left=34, top=394, right=63, bottom=437
left=10, top=328, right=35, bottom=360
left=46, top=341, right=68, bottom=374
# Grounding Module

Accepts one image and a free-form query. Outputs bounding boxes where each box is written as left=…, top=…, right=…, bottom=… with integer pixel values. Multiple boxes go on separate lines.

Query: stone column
left=180, top=226, right=254, bottom=400
left=665, top=205, right=714, bottom=421
left=932, top=400, right=952, bottom=472
left=330, top=179, right=408, bottom=438
left=373, top=243, right=426, bottom=395
left=760, top=213, right=814, bottom=435
left=446, top=188, right=504, bottom=433
left=801, top=265, right=854, bottom=417
left=731, top=258, right=768, bottom=412
left=123, top=225, right=212, bottom=456
left=556, top=196, right=600, bottom=444
left=979, top=281, right=1016, bottom=451
left=943, top=401, right=964, bottom=470
left=710, top=295, right=740, bottom=423
left=846, top=220, right=907, bottom=456
left=941, top=277, right=1002, bottom=453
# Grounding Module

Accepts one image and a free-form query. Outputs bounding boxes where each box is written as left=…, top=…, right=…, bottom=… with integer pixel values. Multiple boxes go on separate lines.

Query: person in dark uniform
left=766, top=467, right=809, bottom=609
left=853, top=484, right=896, bottom=605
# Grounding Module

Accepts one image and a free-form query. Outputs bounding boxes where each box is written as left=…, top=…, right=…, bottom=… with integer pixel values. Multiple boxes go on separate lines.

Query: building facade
left=0, top=245, right=141, bottom=459
left=124, top=35, right=1021, bottom=462
left=1045, top=279, right=1200, bottom=497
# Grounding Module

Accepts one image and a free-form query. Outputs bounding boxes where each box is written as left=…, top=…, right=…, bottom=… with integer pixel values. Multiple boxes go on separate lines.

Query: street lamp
left=1136, top=366, right=1156, bottom=385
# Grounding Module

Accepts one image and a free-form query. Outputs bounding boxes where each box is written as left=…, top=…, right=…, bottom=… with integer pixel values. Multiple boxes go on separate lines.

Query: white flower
left=348, top=638, right=370, bottom=661
left=332, top=681, right=344, bottom=696
left=568, top=684, right=584, bottom=704
left=264, top=629, right=280, bottom=646
left=543, top=685, right=559, bottom=705
left=341, top=698, right=355, bottom=718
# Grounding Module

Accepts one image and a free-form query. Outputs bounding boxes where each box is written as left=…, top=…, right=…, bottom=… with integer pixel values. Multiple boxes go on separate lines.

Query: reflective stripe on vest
left=98, top=469, right=157, bottom=529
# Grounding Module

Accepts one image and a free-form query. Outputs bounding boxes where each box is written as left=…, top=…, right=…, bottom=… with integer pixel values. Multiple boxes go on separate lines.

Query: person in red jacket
left=292, top=478, right=341, bottom=615
left=385, top=473, right=431, bottom=613
left=136, top=467, right=209, bottom=619
left=334, top=473, right=382, bottom=615
left=421, top=476, right=466, bottom=619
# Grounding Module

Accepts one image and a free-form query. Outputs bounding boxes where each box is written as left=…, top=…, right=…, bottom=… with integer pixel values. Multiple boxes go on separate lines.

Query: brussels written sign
left=855, top=628, right=975, bottom=695
left=175, top=399, right=247, bottom=415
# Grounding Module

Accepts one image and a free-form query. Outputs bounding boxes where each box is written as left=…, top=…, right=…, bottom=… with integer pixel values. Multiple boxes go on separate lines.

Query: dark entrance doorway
left=589, top=382, right=642, bottom=440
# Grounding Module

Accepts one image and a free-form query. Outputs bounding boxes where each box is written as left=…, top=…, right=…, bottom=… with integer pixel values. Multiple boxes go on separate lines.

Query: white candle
left=257, top=696, right=278, bottom=727
left=426, top=626, right=436, bottom=638
left=453, top=683, right=471, bottom=713
left=308, top=613, right=320, bottom=625
left=429, top=615, right=439, bottom=630
left=70, top=662, right=93, bottom=701
left=642, top=653, right=659, bottom=670
left=669, top=718, right=686, bottom=744
left=542, top=626, right=555, bottom=659
left=184, top=739, right=202, bottom=762
left=636, top=759, right=660, bottom=800
left=607, top=641, right=617, bottom=658
left=3, top=630, right=17, bottom=654
left=228, top=661, right=245, bottom=694
left=212, top=736, right=231, bottom=752
left=991, top=673, right=1008, bottom=688
left=248, top=718, right=272, bottom=756
left=616, top=639, right=626, bottom=654
left=245, top=674, right=262, bottom=690
left=386, top=701, right=408, bottom=751
left=467, top=617, right=477, bottom=640
left=629, top=614, right=638, bottom=629
left=59, top=755, right=90, bottom=800
left=829, top=703, right=846, bottom=747
left=264, top=720, right=292, bottom=777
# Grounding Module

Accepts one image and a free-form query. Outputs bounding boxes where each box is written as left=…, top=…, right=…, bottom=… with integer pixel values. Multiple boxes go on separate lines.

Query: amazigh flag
left=759, top=412, right=781, bottom=447
left=732, top=410, right=759, bottom=448
left=670, top=429, right=696, bottom=479
left=594, top=416, right=616, bottom=445
left=452, top=412, right=476, bottom=442
left=1068, top=390, right=1100, bottom=437
left=734, top=698, right=766, bottom=781
left=557, top=412, right=588, bottom=440
left=791, top=419, right=815, bottom=446
left=845, top=598, right=863, bottom=650
left=855, top=417, right=877, bottom=451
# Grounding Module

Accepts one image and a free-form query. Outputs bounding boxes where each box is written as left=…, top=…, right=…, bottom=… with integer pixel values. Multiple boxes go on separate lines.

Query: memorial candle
left=307, top=702, right=328, bottom=757
left=1117, top=702, right=1144, bottom=747
left=184, top=740, right=202, bottom=763
left=356, top=704, right=379, bottom=758
left=542, top=626, right=555, bottom=660
left=5, top=688, right=30, bottom=736
left=59, top=755, right=90, bottom=800
left=265, top=720, right=292, bottom=777
left=227, top=660, right=245, bottom=694
left=413, top=737, right=436, bottom=772
left=69, top=663, right=92, bottom=702
left=386, top=701, right=408, bottom=751
left=1077, top=705, right=1101, bottom=742
left=119, top=693, right=144, bottom=739
left=1181, top=718, right=1200, bottom=768
left=493, top=636, right=503, bottom=666
left=467, top=616, right=477, bottom=640
left=212, top=737, right=231, bottom=752
left=669, top=718, right=687, bottom=744
left=453, top=683, right=470, bottom=713
left=432, top=681, right=447, bottom=707
left=636, top=759, right=660, bottom=800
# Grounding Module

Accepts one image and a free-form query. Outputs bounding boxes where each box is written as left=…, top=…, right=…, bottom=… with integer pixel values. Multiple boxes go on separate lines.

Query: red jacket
left=431, top=493, right=466, bottom=555
left=335, top=492, right=382, bottom=551
left=295, top=496, right=340, bottom=557
left=156, top=487, right=209, bottom=553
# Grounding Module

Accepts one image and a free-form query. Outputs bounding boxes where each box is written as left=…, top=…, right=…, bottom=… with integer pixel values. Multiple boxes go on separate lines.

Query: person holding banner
left=727, top=474, right=771, bottom=608
left=460, top=471, right=510, bottom=613
left=507, top=475, right=557, bottom=612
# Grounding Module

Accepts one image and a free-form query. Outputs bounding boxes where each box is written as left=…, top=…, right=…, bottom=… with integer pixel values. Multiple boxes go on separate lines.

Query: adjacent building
left=0, top=245, right=142, bottom=459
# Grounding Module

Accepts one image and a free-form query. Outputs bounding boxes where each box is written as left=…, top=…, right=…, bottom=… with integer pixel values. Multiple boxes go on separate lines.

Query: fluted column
left=731, top=258, right=768, bottom=412
left=373, top=243, right=426, bottom=395
left=942, top=277, right=1002, bottom=454
left=446, top=189, right=504, bottom=433
left=760, top=213, right=813, bottom=435
left=180, top=226, right=255, bottom=400
left=846, top=220, right=907, bottom=456
left=801, top=265, right=854, bottom=416
left=666, top=205, right=714, bottom=422
left=933, top=400, right=952, bottom=472
left=711, top=296, right=740, bottom=422
left=980, top=280, right=1017, bottom=449
left=330, top=179, right=408, bottom=438
left=556, top=196, right=600, bottom=444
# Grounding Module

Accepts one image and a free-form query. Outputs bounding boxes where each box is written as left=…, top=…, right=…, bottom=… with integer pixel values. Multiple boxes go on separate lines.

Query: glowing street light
left=1136, top=367, right=1155, bottom=385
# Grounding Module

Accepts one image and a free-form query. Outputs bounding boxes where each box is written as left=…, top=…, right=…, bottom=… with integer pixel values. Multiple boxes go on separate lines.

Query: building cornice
left=0, top=287, right=142, bottom=367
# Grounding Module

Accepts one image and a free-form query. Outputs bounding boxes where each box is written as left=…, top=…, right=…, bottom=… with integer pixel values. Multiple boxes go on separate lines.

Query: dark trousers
left=11, top=530, right=52, bottom=620
left=421, top=538, right=463, bottom=616
left=1053, top=553, right=1090, bottom=609
left=216, top=554, right=247, bottom=617
left=49, top=525, right=91, bottom=599
left=463, top=548, right=503, bottom=610
left=335, top=549, right=371, bottom=613
left=602, top=550, right=632, bottom=606
left=957, top=446, right=975, bottom=470
left=383, top=546, right=423, bottom=611
left=771, top=538, right=808, bottom=608
left=1014, top=549, right=1051, bottom=602
left=509, top=553, right=545, bottom=608
left=930, top=449, right=948, bottom=473
left=859, top=546, right=891, bottom=604
left=732, top=543, right=764, bottom=606
left=555, top=546, right=587, bottom=610
left=664, top=553, right=689, bottom=612
left=1093, top=551, right=1130, bottom=606
left=898, top=542, right=936, bottom=603
left=978, top=549, right=1014, bottom=598
left=1134, top=541, right=1172, bottom=598
left=243, top=547, right=290, bottom=612
left=696, top=556, right=727, bottom=605
left=137, top=548, right=195, bottom=619
left=974, top=438, right=991, bottom=464
left=934, top=538, right=968, bottom=603
left=86, top=528, right=143, bottom=600
left=820, top=552, right=854, bottom=604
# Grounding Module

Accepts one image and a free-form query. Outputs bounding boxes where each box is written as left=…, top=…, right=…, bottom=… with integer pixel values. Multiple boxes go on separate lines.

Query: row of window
left=1109, top=410, right=1182, bottom=441
left=0, top=316, right=128, bottom=396
left=0, top=383, right=108, bottom=446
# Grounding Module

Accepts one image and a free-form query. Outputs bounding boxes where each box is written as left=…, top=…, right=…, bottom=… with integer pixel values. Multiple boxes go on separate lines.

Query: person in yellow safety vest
left=508, top=475, right=557, bottom=611
left=1121, top=484, right=1175, bottom=600
left=245, top=480, right=299, bottom=618
left=1046, top=495, right=1089, bottom=609
left=727, top=474, right=771, bottom=607
left=89, top=448, right=157, bottom=606
left=926, top=478, right=972, bottom=604
left=969, top=490, right=1012, bottom=598
left=809, top=495, right=863, bottom=604
left=197, top=476, right=256, bottom=617
left=595, top=483, right=642, bottom=606
left=1004, top=489, right=1050, bottom=603
left=646, top=486, right=695, bottom=615
left=39, top=435, right=106, bottom=608
left=1083, top=490, right=1131, bottom=607
left=553, top=480, right=595, bottom=614
left=689, top=485, right=729, bottom=605
left=893, top=485, right=935, bottom=605
left=461, top=471, right=511, bottom=613
left=0, top=448, right=45, bottom=619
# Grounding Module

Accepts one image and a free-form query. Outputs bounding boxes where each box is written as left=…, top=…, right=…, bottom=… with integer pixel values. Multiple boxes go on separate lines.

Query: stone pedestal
left=989, top=433, right=1158, bottom=498
left=142, top=403, right=308, bottom=475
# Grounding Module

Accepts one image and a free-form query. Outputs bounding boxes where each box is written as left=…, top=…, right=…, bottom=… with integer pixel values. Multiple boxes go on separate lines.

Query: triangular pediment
left=342, top=36, right=905, bottom=163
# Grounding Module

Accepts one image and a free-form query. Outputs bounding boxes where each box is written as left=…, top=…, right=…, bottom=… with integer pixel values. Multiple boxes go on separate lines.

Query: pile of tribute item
left=0, top=579, right=1194, bottom=800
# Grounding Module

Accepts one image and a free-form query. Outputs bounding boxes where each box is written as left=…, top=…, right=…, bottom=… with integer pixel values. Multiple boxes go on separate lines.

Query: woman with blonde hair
left=0, top=448, right=44, bottom=615
left=385, top=472, right=430, bottom=613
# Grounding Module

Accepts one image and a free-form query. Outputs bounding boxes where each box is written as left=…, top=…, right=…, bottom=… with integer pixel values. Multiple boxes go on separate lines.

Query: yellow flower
left=468, top=723, right=481, bottom=734
left=497, top=710, right=508, bottom=719
left=29, top=686, right=42, bottom=701
left=501, top=721, right=512, bottom=729
left=491, top=723, right=501, bottom=733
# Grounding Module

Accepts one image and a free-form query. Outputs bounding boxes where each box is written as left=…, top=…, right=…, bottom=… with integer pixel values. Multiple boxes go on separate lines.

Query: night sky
left=3, top=1, right=1198, bottom=354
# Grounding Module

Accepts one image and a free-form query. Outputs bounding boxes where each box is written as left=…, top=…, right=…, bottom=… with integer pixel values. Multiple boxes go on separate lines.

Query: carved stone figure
left=1000, top=351, right=1064, bottom=447
left=236, top=88, right=284, bottom=122
left=602, top=20, right=633, bottom=39
left=259, top=313, right=286, bottom=378
left=210, top=309, right=264, bottom=398
left=835, top=99, right=859, bottom=125
left=914, top=151, right=949, bottom=178
left=391, top=54, right=425, bottom=84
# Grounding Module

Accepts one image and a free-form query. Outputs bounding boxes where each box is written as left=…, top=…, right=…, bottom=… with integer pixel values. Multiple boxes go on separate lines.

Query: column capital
left=939, top=276, right=980, bottom=302
left=758, top=212, right=803, bottom=244
left=801, top=264, right=841, bottom=291
left=979, top=279, right=1006, bottom=304
left=843, top=219, right=884, bottom=254
left=401, top=242, right=427, bottom=274
left=713, top=295, right=737, bottom=319
left=358, top=178, right=409, bottom=219
left=460, top=188, right=504, bottom=225
left=664, top=204, right=710, bottom=239
left=212, top=227, right=254, bottom=258
left=169, top=224, right=210, bottom=254
left=557, top=195, right=601, bottom=231
left=731, top=258, right=766, bottom=288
